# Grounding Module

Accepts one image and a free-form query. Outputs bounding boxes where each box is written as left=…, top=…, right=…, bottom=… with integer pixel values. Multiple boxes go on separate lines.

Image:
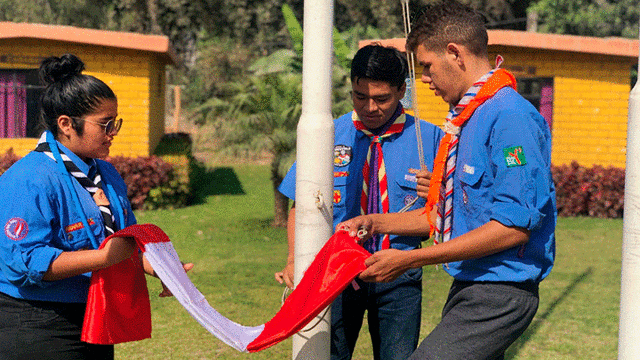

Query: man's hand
left=275, top=260, right=295, bottom=289
left=409, top=168, right=432, bottom=199
left=336, top=215, right=375, bottom=241
left=359, top=249, right=411, bottom=283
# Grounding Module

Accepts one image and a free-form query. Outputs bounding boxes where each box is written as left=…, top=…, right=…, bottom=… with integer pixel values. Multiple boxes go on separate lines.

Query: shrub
left=0, top=148, right=20, bottom=176
left=108, top=155, right=190, bottom=210
left=552, top=161, right=624, bottom=218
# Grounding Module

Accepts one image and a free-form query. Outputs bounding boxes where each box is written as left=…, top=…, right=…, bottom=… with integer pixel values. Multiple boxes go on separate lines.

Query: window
left=0, top=69, right=44, bottom=138
left=517, top=77, right=553, bottom=131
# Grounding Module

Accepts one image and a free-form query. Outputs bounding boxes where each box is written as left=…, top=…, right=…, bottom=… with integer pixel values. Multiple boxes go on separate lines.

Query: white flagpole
left=292, top=0, right=335, bottom=359
left=618, top=27, right=640, bottom=360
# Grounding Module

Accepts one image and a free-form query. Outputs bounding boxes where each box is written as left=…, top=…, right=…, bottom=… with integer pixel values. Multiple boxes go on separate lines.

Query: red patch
left=65, top=218, right=96, bottom=233
left=4, top=217, right=28, bottom=241
left=333, top=190, right=342, bottom=204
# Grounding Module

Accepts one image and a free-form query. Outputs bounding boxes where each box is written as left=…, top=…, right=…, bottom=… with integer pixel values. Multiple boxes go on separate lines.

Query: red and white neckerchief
left=353, top=110, right=406, bottom=251
left=425, top=62, right=517, bottom=245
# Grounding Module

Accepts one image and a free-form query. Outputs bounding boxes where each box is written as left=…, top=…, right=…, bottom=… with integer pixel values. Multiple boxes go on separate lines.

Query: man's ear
left=398, top=82, right=407, bottom=95
left=445, top=43, right=464, bottom=66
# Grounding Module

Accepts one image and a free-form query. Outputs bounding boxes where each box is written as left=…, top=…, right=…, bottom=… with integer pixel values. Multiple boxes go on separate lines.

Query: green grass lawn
left=116, top=164, right=622, bottom=359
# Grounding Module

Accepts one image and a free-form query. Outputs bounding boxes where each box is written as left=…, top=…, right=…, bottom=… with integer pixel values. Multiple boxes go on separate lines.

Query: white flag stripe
left=143, top=242, right=263, bottom=352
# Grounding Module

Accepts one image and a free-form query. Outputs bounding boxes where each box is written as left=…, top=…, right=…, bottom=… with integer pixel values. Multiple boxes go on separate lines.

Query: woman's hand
left=158, top=262, right=194, bottom=297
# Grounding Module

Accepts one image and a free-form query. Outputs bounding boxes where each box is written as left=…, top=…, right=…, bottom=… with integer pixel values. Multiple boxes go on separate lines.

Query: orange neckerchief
left=425, top=69, right=517, bottom=236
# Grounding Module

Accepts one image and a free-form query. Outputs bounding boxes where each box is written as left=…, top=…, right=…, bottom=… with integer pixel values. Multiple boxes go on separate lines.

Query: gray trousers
left=409, top=280, right=539, bottom=360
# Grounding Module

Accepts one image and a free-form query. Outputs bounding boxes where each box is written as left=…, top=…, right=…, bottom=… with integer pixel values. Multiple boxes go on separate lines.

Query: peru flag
left=81, top=224, right=369, bottom=352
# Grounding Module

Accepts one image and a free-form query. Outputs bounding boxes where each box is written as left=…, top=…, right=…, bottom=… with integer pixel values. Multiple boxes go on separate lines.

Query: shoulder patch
left=503, top=146, right=527, bottom=167
left=4, top=217, right=28, bottom=241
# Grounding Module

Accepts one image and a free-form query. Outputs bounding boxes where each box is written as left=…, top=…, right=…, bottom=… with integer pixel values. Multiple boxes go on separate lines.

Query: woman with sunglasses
left=0, top=54, right=169, bottom=359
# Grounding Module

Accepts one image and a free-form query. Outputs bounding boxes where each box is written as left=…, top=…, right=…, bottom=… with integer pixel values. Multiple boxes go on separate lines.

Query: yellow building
left=0, top=22, right=178, bottom=157
left=363, top=30, right=639, bottom=168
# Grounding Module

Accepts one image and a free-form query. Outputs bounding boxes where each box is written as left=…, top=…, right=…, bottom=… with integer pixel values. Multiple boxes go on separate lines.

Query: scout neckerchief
left=426, top=67, right=517, bottom=244
left=34, top=131, right=120, bottom=247
left=353, top=105, right=405, bottom=252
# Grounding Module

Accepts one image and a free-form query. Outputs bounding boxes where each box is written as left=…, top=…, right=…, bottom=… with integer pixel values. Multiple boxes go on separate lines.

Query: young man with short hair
left=276, top=44, right=443, bottom=360
left=338, top=2, right=556, bottom=359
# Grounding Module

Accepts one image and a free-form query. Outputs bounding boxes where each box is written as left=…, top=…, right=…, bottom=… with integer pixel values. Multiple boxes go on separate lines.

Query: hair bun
left=39, top=54, right=85, bottom=86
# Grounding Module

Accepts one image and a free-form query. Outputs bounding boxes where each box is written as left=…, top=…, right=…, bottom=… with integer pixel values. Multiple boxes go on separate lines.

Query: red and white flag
left=81, top=224, right=369, bottom=352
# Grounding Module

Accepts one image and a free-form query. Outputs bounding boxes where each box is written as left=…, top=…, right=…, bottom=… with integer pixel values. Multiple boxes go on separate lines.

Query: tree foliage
left=529, top=0, right=639, bottom=38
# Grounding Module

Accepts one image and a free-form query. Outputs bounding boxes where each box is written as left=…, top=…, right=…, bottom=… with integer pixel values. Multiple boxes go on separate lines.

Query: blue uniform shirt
left=279, top=111, right=443, bottom=251
left=447, top=87, right=556, bottom=283
left=0, top=142, right=136, bottom=303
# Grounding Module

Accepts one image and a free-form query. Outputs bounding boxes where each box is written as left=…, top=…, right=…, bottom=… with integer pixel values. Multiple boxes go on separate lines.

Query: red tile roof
left=0, top=22, right=179, bottom=65
left=359, top=29, right=639, bottom=59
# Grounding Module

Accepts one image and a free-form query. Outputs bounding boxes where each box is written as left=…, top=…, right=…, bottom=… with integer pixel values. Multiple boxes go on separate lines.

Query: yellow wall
left=0, top=39, right=167, bottom=158
left=412, top=47, right=633, bottom=168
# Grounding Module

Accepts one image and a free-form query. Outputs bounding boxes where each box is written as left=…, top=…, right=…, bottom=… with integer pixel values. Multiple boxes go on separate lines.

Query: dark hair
left=350, top=44, right=408, bottom=90
left=39, top=53, right=116, bottom=137
left=406, top=0, right=488, bottom=57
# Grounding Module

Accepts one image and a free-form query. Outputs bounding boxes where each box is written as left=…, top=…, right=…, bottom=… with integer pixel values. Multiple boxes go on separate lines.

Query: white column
left=618, top=29, right=640, bottom=360
left=292, top=0, right=335, bottom=359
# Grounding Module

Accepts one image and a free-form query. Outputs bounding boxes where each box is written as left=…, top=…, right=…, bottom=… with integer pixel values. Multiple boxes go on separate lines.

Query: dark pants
left=0, top=292, right=114, bottom=360
left=409, top=280, right=539, bottom=360
left=331, top=267, right=423, bottom=360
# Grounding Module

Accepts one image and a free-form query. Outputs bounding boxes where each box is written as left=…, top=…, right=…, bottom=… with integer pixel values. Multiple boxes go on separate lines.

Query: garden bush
left=552, top=161, right=624, bottom=218
left=108, top=155, right=190, bottom=210
left=0, top=148, right=20, bottom=176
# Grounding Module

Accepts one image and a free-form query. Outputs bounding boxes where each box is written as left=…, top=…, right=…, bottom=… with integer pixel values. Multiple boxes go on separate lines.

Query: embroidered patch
left=333, top=190, right=342, bottom=204
left=4, top=218, right=28, bottom=241
left=503, top=146, right=527, bottom=167
left=334, top=145, right=352, bottom=167
left=65, top=218, right=96, bottom=233
left=404, top=195, right=416, bottom=206
left=334, top=171, right=349, bottom=178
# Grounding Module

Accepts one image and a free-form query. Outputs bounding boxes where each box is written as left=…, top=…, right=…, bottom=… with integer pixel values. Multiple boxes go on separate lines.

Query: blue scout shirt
left=448, top=87, right=556, bottom=283
left=0, top=142, right=136, bottom=303
left=279, top=111, right=443, bottom=251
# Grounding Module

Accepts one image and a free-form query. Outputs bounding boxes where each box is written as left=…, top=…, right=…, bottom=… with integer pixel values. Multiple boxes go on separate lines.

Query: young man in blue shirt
left=276, top=44, right=443, bottom=360
left=338, top=2, right=556, bottom=359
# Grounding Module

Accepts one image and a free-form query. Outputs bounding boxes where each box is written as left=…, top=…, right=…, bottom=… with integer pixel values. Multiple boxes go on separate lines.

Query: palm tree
left=209, top=73, right=301, bottom=226
left=192, top=4, right=355, bottom=227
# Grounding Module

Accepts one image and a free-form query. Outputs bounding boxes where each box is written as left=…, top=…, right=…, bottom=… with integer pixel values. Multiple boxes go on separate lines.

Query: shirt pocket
left=60, top=216, right=99, bottom=250
left=457, top=162, right=487, bottom=218
left=393, top=176, right=424, bottom=211
left=333, top=176, right=348, bottom=209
